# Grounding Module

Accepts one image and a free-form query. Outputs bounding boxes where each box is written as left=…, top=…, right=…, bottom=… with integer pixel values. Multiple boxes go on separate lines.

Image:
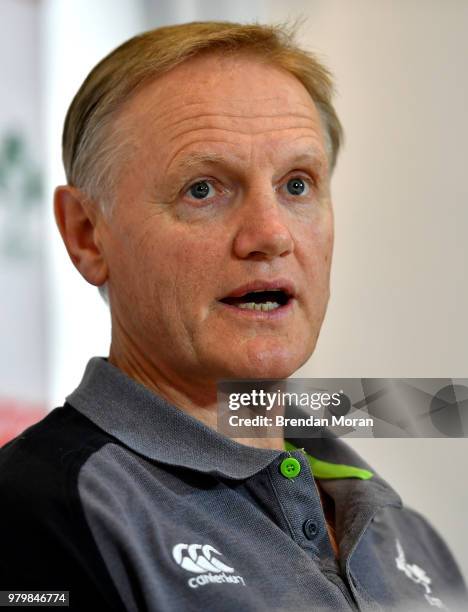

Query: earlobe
left=53, top=185, right=108, bottom=286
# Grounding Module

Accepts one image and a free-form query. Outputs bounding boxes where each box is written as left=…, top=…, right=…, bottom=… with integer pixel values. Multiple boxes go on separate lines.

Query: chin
left=229, top=341, right=312, bottom=380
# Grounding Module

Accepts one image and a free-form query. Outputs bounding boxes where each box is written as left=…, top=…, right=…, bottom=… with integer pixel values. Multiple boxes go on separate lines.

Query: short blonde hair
left=62, top=20, right=343, bottom=214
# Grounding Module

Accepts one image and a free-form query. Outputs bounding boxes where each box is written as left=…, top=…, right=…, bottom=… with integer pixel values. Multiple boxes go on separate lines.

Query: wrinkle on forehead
left=114, top=53, right=331, bottom=188
left=166, top=137, right=327, bottom=170
left=137, top=96, right=320, bottom=124
left=163, top=130, right=329, bottom=180
left=126, top=90, right=323, bottom=138
left=164, top=112, right=322, bottom=145
left=140, top=104, right=327, bottom=171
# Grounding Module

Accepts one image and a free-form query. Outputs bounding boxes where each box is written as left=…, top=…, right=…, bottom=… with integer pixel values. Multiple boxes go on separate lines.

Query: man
left=0, top=21, right=466, bottom=612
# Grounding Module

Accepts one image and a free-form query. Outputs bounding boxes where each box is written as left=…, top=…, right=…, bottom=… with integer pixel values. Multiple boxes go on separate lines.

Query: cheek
left=105, top=219, right=166, bottom=315
left=138, top=224, right=225, bottom=312
left=323, top=228, right=334, bottom=268
left=299, top=215, right=334, bottom=281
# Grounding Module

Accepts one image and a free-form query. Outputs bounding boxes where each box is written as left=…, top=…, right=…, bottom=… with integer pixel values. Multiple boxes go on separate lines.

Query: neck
left=108, top=343, right=286, bottom=452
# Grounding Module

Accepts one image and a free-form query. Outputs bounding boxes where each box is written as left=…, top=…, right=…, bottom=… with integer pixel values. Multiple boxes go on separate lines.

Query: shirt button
left=303, top=519, right=319, bottom=539
left=279, top=457, right=301, bottom=479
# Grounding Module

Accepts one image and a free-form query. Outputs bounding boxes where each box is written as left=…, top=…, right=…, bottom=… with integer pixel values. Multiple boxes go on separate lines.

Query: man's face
left=100, top=52, right=334, bottom=388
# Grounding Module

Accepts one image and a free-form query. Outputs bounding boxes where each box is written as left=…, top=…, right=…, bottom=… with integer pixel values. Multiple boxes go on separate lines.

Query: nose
left=232, top=188, right=294, bottom=260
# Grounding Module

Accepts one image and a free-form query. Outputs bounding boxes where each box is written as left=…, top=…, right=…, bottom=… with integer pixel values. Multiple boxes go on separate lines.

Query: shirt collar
left=66, top=356, right=401, bottom=512
left=66, top=357, right=281, bottom=479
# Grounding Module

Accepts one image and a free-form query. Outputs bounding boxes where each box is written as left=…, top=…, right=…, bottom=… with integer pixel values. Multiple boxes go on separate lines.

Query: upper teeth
left=237, top=302, right=280, bottom=311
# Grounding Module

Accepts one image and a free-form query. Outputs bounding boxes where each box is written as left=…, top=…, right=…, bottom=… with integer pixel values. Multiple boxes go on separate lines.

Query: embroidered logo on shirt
left=172, top=543, right=246, bottom=589
left=395, top=539, right=447, bottom=609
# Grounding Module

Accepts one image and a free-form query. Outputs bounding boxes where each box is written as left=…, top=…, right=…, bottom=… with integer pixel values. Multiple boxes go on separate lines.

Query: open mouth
left=219, top=289, right=291, bottom=312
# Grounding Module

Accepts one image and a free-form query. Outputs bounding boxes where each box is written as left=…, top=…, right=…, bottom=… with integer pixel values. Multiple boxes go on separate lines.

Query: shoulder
left=398, top=505, right=465, bottom=575
left=1, top=403, right=108, bottom=472
left=0, top=404, right=109, bottom=500
left=376, top=503, right=467, bottom=600
left=0, top=405, right=125, bottom=610
left=0, top=402, right=117, bottom=544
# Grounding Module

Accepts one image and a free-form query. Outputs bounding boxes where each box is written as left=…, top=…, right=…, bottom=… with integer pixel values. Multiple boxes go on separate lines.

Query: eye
left=187, top=180, right=215, bottom=200
left=285, top=177, right=310, bottom=196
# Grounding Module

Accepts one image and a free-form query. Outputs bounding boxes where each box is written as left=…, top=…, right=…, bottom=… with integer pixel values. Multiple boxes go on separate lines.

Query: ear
left=53, top=185, right=108, bottom=286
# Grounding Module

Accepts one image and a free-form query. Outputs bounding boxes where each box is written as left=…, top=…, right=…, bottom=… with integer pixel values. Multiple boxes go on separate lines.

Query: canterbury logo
left=172, top=543, right=235, bottom=574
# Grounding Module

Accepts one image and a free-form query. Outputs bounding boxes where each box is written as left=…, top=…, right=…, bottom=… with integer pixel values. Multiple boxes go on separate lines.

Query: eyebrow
left=285, top=151, right=328, bottom=171
left=167, top=147, right=327, bottom=179
left=168, top=152, right=236, bottom=176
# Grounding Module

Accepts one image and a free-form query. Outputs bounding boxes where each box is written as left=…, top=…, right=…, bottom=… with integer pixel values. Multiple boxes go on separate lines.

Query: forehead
left=116, top=52, right=328, bottom=169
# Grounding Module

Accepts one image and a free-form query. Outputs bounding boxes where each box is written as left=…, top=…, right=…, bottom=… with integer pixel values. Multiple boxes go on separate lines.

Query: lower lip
left=217, top=298, right=295, bottom=320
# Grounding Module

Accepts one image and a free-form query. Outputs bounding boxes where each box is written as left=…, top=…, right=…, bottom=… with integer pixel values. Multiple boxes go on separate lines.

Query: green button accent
left=280, top=457, right=301, bottom=479
left=284, top=440, right=373, bottom=481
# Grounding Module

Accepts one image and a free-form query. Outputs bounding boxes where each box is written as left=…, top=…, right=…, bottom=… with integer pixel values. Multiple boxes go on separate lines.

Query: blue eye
left=286, top=177, right=309, bottom=196
left=188, top=181, right=214, bottom=199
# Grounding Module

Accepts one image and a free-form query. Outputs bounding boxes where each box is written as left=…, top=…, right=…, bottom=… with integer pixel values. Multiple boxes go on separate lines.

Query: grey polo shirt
left=0, top=357, right=466, bottom=611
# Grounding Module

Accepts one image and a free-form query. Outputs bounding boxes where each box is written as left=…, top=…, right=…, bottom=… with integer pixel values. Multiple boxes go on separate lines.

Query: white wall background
left=0, top=0, right=45, bottom=405
left=41, top=0, right=146, bottom=407
left=34, top=0, right=468, bottom=576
